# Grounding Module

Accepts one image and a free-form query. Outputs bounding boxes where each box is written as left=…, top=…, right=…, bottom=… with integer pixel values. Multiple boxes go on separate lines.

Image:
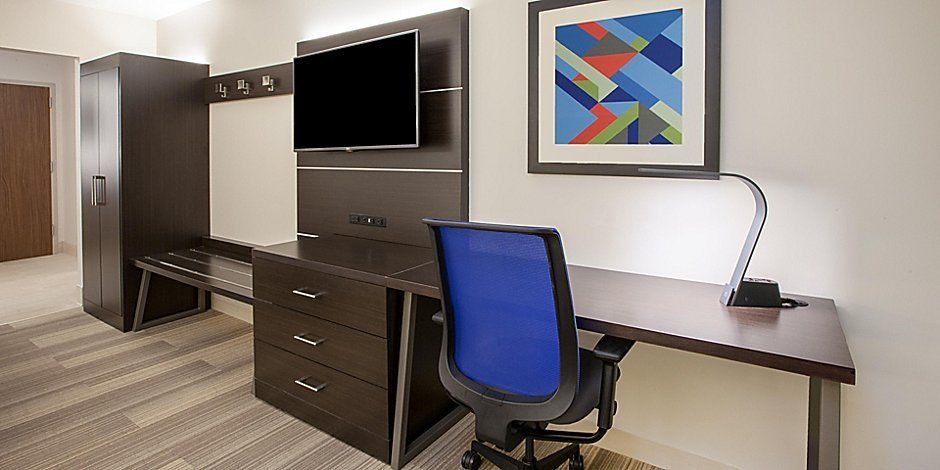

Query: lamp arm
left=636, top=168, right=768, bottom=306
left=718, top=173, right=767, bottom=305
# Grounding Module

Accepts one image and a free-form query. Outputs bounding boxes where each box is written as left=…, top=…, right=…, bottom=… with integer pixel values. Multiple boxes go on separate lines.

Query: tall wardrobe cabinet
left=81, top=53, right=209, bottom=332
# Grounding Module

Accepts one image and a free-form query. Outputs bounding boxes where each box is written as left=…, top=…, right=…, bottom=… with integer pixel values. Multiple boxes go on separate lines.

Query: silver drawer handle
left=292, top=288, right=325, bottom=300
left=292, top=334, right=326, bottom=347
left=294, top=378, right=328, bottom=393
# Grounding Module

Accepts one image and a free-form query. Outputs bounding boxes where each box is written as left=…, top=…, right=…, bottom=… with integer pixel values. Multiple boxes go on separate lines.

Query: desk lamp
left=639, top=168, right=806, bottom=308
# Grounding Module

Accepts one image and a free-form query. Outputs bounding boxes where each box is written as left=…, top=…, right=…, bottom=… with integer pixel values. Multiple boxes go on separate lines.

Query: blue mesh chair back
left=428, top=221, right=579, bottom=400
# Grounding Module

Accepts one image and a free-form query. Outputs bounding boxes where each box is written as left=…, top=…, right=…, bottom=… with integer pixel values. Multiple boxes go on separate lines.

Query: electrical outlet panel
left=349, top=213, right=386, bottom=228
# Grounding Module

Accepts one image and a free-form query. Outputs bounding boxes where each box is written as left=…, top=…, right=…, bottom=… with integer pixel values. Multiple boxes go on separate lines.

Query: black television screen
left=293, top=30, right=419, bottom=151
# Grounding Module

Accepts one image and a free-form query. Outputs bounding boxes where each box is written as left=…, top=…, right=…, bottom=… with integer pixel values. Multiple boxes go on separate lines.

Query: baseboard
left=565, top=415, right=734, bottom=470
left=211, top=294, right=253, bottom=324
left=58, top=241, right=78, bottom=256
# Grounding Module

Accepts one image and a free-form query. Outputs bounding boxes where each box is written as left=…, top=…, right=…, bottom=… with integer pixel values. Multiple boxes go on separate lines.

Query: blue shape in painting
left=642, top=35, right=682, bottom=73
left=555, top=70, right=597, bottom=109
left=555, top=84, right=596, bottom=144
left=626, top=118, right=639, bottom=144
left=596, top=19, right=640, bottom=44
left=609, top=71, right=659, bottom=108
left=555, top=24, right=599, bottom=56
left=621, top=54, right=682, bottom=113
left=555, top=8, right=683, bottom=145
left=650, top=134, right=672, bottom=145
left=601, top=87, right=636, bottom=103
left=555, top=56, right=579, bottom=80
left=615, top=9, right=682, bottom=40
left=661, top=15, right=682, bottom=46
left=600, top=101, right=635, bottom=117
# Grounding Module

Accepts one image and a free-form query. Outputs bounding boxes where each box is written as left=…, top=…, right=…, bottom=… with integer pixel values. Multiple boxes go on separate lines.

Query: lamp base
left=729, top=277, right=782, bottom=308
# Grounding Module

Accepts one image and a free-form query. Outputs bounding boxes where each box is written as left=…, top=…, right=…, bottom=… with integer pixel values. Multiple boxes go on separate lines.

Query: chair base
left=462, top=438, right=583, bottom=470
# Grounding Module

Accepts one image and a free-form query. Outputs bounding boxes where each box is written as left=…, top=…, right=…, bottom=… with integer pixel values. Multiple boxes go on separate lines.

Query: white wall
left=0, top=48, right=79, bottom=255
left=157, top=0, right=940, bottom=468
left=0, top=0, right=156, bottom=60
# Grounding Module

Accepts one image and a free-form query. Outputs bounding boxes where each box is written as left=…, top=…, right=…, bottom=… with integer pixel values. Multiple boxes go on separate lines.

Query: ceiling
left=58, top=0, right=212, bottom=20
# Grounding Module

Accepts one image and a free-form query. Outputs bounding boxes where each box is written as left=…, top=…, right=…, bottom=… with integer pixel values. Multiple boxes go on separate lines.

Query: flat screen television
left=293, top=30, right=419, bottom=152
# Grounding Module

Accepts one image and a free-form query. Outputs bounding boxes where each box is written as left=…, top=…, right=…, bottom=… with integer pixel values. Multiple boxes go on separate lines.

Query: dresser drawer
left=254, top=340, right=389, bottom=438
left=253, top=257, right=387, bottom=337
left=254, top=380, right=390, bottom=463
left=254, top=302, right=389, bottom=388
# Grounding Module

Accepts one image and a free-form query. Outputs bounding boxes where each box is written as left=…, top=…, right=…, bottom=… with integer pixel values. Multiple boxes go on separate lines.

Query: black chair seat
left=552, top=348, right=603, bottom=425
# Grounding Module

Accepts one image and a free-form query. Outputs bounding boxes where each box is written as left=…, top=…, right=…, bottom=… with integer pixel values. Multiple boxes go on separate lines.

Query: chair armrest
left=592, top=336, right=635, bottom=363
left=593, top=336, right=635, bottom=430
left=431, top=311, right=444, bottom=325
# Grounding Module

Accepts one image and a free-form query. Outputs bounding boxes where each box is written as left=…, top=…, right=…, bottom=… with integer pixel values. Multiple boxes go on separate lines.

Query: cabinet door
left=97, top=68, right=123, bottom=315
left=80, top=73, right=101, bottom=306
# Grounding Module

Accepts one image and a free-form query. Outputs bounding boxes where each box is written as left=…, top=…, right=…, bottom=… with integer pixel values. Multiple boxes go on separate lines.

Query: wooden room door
left=0, top=83, right=53, bottom=262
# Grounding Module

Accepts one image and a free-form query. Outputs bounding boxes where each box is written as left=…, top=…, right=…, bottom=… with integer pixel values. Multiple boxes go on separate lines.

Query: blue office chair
left=424, top=219, right=635, bottom=470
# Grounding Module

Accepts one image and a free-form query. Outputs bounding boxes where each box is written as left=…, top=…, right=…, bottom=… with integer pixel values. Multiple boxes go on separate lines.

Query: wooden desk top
left=387, top=262, right=856, bottom=384
left=253, top=235, right=433, bottom=286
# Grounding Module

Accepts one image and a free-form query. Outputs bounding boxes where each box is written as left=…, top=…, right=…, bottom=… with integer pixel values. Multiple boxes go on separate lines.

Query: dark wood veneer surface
left=296, top=170, right=463, bottom=247
left=253, top=380, right=390, bottom=462
left=254, top=341, right=389, bottom=438
left=80, top=53, right=209, bottom=331
left=293, top=8, right=469, bottom=247
left=132, top=257, right=253, bottom=304
left=253, top=236, right=432, bottom=286
left=253, top=257, right=388, bottom=338
left=254, top=302, right=389, bottom=388
left=201, top=235, right=257, bottom=263
left=387, top=263, right=856, bottom=384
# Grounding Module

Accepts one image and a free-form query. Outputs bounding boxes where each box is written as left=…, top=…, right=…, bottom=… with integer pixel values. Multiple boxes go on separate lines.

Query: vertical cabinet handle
left=294, top=378, right=328, bottom=393
left=92, top=175, right=106, bottom=206
left=292, top=334, right=327, bottom=347
left=291, top=288, right=325, bottom=300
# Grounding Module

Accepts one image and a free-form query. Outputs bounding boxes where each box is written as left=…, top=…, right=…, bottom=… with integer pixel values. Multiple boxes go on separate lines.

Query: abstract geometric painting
left=555, top=9, right=683, bottom=145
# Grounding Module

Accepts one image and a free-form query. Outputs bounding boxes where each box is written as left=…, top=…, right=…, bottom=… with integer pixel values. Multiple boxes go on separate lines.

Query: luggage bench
left=132, top=236, right=255, bottom=331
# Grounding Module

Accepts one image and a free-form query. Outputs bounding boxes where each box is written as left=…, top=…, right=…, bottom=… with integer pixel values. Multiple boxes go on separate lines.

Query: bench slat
left=148, top=253, right=253, bottom=289
left=134, top=257, right=253, bottom=304
left=169, top=249, right=253, bottom=276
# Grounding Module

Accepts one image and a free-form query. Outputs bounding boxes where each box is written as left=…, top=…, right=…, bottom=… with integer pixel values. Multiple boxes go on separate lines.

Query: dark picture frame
left=527, top=0, right=721, bottom=179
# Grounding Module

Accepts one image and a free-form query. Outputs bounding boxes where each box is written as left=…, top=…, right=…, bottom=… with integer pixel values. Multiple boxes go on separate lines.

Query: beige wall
left=156, top=0, right=940, bottom=468
left=0, top=48, right=79, bottom=255
left=0, top=0, right=156, bottom=60
left=1, top=0, right=158, bottom=288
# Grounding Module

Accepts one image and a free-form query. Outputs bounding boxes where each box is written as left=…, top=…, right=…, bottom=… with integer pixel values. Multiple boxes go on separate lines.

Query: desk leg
left=390, top=292, right=467, bottom=470
left=807, top=377, right=841, bottom=470
left=391, top=292, right=418, bottom=469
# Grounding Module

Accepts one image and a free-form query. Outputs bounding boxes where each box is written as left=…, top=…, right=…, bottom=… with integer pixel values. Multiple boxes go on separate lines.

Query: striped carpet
left=0, top=308, right=660, bottom=469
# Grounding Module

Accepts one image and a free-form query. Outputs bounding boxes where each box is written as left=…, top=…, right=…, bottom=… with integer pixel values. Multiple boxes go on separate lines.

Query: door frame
left=0, top=79, right=58, bottom=254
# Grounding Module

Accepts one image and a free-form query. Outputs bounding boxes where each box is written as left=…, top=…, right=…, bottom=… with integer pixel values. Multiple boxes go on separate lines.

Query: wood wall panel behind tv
left=297, top=169, right=464, bottom=247
left=294, top=8, right=469, bottom=247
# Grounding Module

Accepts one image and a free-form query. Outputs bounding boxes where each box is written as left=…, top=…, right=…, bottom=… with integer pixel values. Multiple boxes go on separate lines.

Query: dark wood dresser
left=251, top=235, right=454, bottom=463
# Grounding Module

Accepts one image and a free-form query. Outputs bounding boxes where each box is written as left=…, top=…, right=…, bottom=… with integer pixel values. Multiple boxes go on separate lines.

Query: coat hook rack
left=236, top=79, right=251, bottom=95
left=262, top=75, right=276, bottom=92
left=214, top=82, right=228, bottom=98
left=203, top=62, right=292, bottom=104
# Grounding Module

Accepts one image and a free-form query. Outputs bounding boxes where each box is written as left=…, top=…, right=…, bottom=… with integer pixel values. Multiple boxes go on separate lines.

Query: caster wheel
left=461, top=450, right=482, bottom=470
left=568, top=453, right=584, bottom=470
